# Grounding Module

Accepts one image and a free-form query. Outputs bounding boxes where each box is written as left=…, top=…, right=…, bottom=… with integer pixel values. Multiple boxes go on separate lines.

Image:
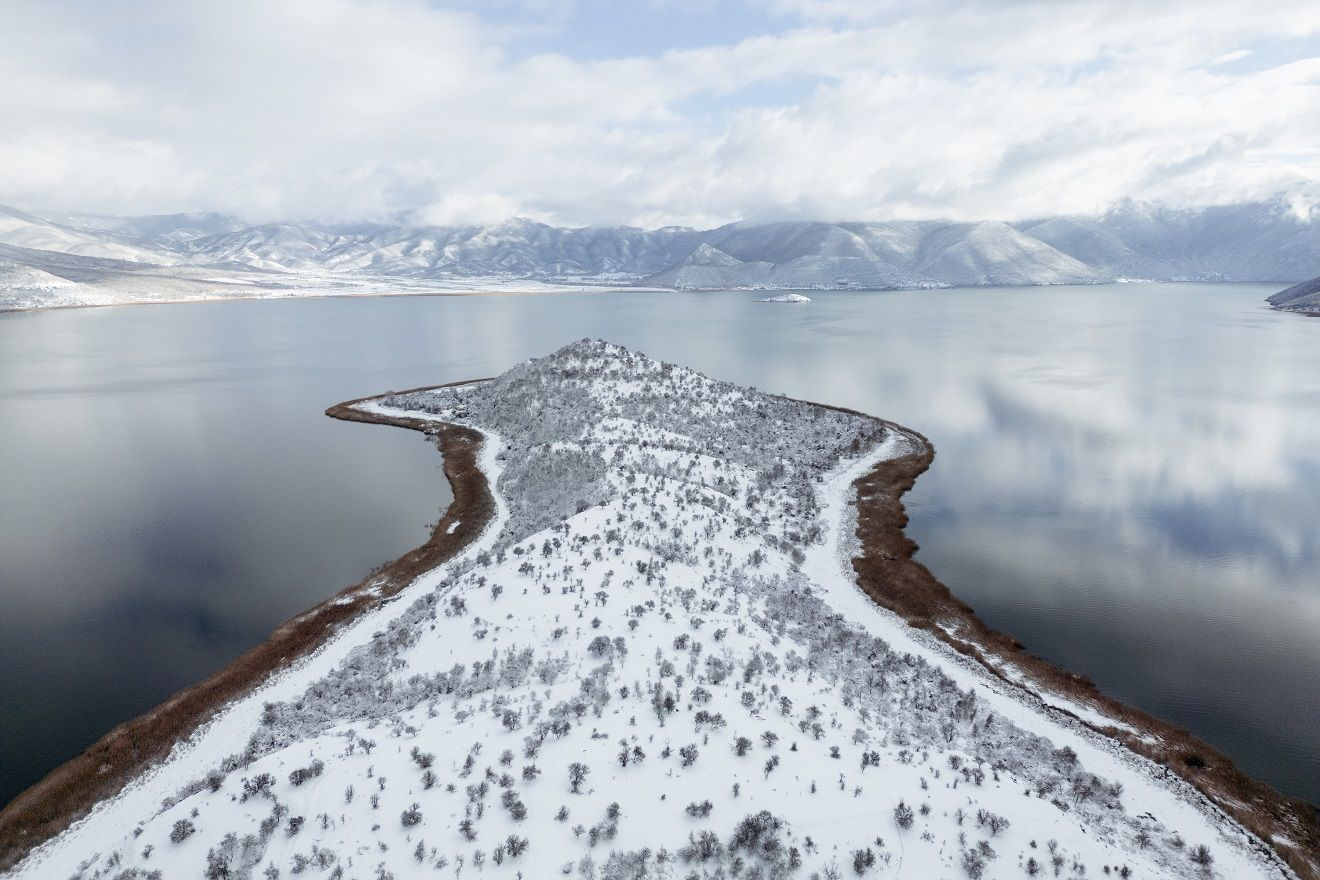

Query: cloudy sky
left=2, top=0, right=1318, bottom=227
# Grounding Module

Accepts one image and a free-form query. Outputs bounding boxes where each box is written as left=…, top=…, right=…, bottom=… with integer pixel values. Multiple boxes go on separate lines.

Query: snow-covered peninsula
left=1, top=341, right=1310, bottom=880
left=1268, top=276, right=1320, bottom=314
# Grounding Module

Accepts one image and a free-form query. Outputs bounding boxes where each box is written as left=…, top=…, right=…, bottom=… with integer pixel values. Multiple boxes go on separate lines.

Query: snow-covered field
left=9, top=341, right=1290, bottom=880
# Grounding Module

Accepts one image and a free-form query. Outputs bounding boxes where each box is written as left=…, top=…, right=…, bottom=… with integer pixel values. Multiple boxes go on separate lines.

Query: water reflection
left=1, top=284, right=1317, bottom=806
left=0, top=302, right=455, bottom=804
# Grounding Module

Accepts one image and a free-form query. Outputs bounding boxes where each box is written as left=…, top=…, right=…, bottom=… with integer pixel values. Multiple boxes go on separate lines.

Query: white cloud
left=0, top=0, right=1317, bottom=225
left=414, top=193, right=528, bottom=226
left=1212, top=48, right=1254, bottom=65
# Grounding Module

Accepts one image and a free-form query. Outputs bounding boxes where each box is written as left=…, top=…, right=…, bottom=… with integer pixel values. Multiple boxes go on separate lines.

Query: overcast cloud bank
left=2, top=0, right=1318, bottom=226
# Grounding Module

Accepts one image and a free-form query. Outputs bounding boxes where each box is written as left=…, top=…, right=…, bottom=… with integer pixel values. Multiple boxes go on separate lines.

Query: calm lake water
left=1, top=284, right=1317, bottom=807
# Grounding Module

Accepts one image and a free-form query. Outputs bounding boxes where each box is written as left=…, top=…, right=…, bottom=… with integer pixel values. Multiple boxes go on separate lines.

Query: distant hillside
left=646, top=220, right=1099, bottom=290
left=1021, top=200, right=1320, bottom=282
left=0, top=205, right=175, bottom=264
left=1, top=196, right=1317, bottom=308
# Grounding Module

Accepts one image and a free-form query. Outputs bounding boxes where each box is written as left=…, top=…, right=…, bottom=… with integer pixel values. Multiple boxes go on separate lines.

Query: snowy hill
left=642, top=242, right=771, bottom=290
left=0, top=205, right=176, bottom=264
left=180, top=219, right=706, bottom=281
left=637, top=220, right=1099, bottom=291
left=649, top=223, right=939, bottom=291
left=1025, top=199, right=1320, bottom=282
left=1, top=197, right=1318, bottom=309
left=1015, top=218, right=1173, bottom=281
left=910, top=222, right=1103, bottom=287
left=3, top=340, right=1294, bottom=880
left=184, top=224, right=356, bottom=273
left=0, top=256, right=95, bottom=310
left=0, top=257, right=76, bottom=292
left=1268, top=275, right=1320, bottom=313
left=39, top=210, right=249, bottom=247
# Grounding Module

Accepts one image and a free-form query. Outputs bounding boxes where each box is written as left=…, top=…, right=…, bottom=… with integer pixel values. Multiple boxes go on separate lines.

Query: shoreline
left=1, top=380, right=1316, bottom=876
left=0, top=379, right=495, bottom=873
left=0, top=283, right=664, bottom=315
left=1, top=277, right=1291, bottom=315
left=850, top=422, right=1319, bottom=880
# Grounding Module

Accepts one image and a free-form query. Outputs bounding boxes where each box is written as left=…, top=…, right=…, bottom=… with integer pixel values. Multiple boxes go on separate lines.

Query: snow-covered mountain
left=0, top=256, right=81, bottom=311
left=1, top=197, right=1317, bottom=309
left=648, top=223, right=940, bottom=290
left=179, top=219, right=706, bottom=280
left=0, top=205, right=176, bottom=264
left=38, top=209, right=249, bottom=248
left=1021, top=200, right=1320, bottom=282
left=637, top=219, right=1104, bottom=290
left=1019, top=217, right=1177, bottom=280
left=3, top=341, right=1299, bottom=880
left=910, top=221, right=1104, bottom=287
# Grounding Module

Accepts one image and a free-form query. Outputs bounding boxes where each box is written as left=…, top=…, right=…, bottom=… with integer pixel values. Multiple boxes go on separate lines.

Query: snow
left=1268, top=275, right=1320, bottom=312
left=9, top=423, right=511, bottom=880
left=8, top=340, right=1290, bottom=880
left=759, top=294, right=812, bottom=303
left=804, top=448, right=1275, bottom=878
left=0, top=210, right=170, bottom=264
left=3, top=197, right=1318, bottom=309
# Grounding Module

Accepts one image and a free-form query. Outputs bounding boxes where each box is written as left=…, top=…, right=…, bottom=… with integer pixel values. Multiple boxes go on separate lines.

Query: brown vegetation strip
left=851, top=420, right=1320, bottom=879
left=0, top=380, right=493, bottom=873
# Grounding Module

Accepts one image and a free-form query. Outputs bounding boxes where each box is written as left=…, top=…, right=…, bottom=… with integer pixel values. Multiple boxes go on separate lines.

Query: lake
left=1, top=283, right=1317, bottom=807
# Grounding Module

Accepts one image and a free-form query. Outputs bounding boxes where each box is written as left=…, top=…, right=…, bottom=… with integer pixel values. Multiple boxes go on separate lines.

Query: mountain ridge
left=1, top=197, right=1316, bottom=308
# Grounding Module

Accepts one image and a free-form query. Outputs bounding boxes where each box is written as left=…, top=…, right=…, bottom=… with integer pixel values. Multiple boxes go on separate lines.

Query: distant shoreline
left=0, top=278, right=1293, bottom=315
left=0, top=378, right=496, bottom=872
left=0, top=284, right=660, bottom=314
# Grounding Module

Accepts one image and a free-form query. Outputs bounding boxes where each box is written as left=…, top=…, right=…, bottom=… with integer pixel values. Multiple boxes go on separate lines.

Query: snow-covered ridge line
left=5, top=339, right=1297, bottom=880
left=4, top=196, right=1320, bottom=310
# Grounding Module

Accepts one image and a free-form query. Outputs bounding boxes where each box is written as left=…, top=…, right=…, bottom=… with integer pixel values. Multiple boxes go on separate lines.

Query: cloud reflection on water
left=1, top=284, right=1317, bottom=807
